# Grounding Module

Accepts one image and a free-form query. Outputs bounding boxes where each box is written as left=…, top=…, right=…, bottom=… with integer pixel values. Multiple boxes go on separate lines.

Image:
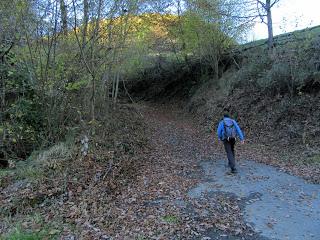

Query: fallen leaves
left=0, top=104, right=269, bottom=239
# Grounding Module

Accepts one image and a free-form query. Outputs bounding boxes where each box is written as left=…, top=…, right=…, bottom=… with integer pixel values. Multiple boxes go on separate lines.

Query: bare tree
left=257, top=0, right=281, bottom=50
left=196, top=0, right=281, bottom=49
left=82, top=0, right=89, bottom=49
left=60, top=0, right=68, bottom=35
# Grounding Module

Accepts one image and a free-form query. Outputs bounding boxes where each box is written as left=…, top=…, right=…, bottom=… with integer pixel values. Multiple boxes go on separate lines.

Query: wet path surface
left=189, top=160, right=320, bottom=240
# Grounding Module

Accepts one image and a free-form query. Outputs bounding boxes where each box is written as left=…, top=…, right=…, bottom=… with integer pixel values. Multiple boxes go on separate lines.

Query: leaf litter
left=1, top=103, right=315, bottom=239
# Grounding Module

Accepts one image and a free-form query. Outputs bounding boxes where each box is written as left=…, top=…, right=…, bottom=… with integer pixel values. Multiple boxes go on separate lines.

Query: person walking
left=217, top=114, right=244, bottom=173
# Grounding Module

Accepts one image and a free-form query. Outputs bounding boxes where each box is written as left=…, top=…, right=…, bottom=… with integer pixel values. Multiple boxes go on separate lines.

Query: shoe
left=231, top=168, right=238, bottom=174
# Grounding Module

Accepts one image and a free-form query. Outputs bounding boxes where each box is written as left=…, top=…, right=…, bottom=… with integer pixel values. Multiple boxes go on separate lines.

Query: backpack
left=223, top=119, right=237, bottom=140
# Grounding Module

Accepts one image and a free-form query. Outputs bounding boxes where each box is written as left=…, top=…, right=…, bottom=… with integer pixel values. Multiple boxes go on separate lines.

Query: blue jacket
left=217, top=117, right=244, bottom=141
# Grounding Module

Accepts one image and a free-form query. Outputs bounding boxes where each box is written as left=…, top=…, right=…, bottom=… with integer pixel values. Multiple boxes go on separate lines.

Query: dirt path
left=102, top=104, right=320, bottom=240
left=1, top=104, right=319, bottom=239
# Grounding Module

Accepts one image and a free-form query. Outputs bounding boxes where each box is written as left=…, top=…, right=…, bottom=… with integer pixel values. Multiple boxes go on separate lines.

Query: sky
left=247, top=0, right=320, bottom=41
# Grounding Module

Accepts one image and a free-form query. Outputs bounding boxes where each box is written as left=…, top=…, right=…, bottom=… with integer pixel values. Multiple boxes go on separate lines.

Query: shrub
left=227, top=36, right=320, bottom=96
left=0, top=51, right=44, bottom=160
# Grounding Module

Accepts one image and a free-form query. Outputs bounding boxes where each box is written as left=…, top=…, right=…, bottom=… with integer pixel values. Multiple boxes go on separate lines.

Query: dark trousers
left=223, top=138, right=236, bottom=170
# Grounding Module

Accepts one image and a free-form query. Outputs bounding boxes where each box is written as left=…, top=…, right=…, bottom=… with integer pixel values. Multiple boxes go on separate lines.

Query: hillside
left=128, top=25, right=320, bottom=183
left=241, top=25, right=320, bottom=50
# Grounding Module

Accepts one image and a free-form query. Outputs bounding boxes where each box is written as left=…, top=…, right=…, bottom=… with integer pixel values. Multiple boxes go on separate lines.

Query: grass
left=4, top=227, right=61, bottom=240
left=4, top=229, right=47, bottom=240
left=2, top=213, right=63, bottom=240
left=15, top=165, right=44, bottom=181
left=0, top=169, right=12, bottom=178
left=0, top=168, right=14, bottom=188
left=303, top=154, right=320, bottom=165
left=0, top=142, right=76, bottom=239
left=0, top=161, right=45, bottom=187
left=161, top=215, right=179, bottom=224
left=4, top=142, right=75, bottom=182
left=136, top=236, right=148, bottom=240
left=241, top=25, right=320, bottom=50
left=35, top=142, right=73, bottom=164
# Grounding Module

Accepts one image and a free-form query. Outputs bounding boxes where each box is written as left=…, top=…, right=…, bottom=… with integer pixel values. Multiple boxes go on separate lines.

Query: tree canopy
left=0, top=0, right=255, bottom=160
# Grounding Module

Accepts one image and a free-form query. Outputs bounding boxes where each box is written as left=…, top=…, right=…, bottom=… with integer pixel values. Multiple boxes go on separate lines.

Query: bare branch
left=270, top=0, right=281, bottom=8
left=0, top=41, right=14, bottom=62
left=257, top=1, right=267, bottom=25
left=257, top=0, right=266, bottom=8
left=71, top=0, right=94, bottom=78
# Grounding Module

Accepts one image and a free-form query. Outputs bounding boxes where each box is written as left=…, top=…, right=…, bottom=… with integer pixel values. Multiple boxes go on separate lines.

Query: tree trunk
left=266, top=0, right=274, bottom=50
left=114, top=70, right=120, bottom=103
left=60, top=0, right=68, bottom=35
left=0, top=74, right=5, bottom=129
left=177, top=0, right=188, bottom=62
left=111, top=71, right=116, bottom=100
left=82, top=0, right=89, bottom=49
left=214, top=55, right=219, bottom=80
left=90, top=0, right=102, bottom=122
left=91, top=75, right=96, bottom=122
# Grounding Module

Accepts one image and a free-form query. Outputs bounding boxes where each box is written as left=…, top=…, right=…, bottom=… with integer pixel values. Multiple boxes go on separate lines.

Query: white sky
left=247, top=0, right=320, bottom=41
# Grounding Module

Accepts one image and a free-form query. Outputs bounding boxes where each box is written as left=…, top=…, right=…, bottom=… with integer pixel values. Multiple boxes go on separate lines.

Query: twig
left=122, top=79, right=144, bottom=118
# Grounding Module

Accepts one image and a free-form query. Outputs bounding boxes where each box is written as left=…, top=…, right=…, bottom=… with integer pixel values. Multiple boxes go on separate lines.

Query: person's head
left=223, top=107, right=230, bottom=118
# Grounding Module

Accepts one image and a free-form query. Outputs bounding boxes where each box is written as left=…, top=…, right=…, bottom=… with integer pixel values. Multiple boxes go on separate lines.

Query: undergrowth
left=0, top=104, right=148, bottom=238
left=2, top=212, right=63, bottom=240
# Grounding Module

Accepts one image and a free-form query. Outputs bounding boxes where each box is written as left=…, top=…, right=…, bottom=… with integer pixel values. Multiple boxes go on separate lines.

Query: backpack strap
left=223, top=120, right=228, bottom=140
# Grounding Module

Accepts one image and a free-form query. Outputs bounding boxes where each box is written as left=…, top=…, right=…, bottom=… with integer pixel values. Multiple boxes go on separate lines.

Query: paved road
left=188, top=159, right=320, bottom=240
